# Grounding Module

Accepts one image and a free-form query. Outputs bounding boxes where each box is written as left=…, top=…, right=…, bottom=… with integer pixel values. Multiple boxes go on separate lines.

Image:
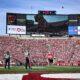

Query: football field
left=0, top=66, right=80, bottom=73
left=0, top=66, right=80, bottom=80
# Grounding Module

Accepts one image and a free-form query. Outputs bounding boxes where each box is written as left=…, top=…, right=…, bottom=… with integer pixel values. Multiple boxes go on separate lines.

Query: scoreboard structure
left=6, top=12, right=68, bottom=36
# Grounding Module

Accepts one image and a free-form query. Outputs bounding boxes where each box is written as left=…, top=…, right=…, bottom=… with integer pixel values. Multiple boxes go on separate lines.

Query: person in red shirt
left=47, top=53, right=53, bottom=66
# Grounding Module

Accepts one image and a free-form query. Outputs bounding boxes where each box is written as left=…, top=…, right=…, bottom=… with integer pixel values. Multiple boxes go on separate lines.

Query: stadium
left=0, top=11, right=80, bottom=80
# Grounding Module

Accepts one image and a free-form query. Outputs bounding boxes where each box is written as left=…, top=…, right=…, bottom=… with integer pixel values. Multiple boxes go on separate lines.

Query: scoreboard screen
left=17, top=14, right=26, bottom=26
left=7, top=13, right=26, bottom=26
left=68, top=15, right=78, bottom=26
left=68, top=14, right=80, bottom=36
left=78, top=15, right=80, bottom=26
left=7, top=14, right=16, bottom=25
left=26, top=14, right=68, bottom=36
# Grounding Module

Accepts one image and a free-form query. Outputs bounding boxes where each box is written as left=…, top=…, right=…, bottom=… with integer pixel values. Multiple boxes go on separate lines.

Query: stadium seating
left=0, top=36, right=80, bottom=66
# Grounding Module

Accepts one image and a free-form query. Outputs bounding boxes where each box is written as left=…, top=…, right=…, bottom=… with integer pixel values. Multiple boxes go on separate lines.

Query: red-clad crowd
left=0, top=36, right=80, bottom=66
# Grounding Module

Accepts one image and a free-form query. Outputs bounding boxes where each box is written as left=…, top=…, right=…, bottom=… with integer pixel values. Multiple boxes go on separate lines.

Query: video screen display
left=68, top=15, right=78, bottom=26
left=6, top=13, right=68, bottom=36
left=68, top=14, right=80, bottom=36
left=7, top=13, right=26, bottom=26
left=78, top=15, right=80, bottom=26
left=26, top=14, right=68, bottom=36
left=7, top=13, right=17, bottom=25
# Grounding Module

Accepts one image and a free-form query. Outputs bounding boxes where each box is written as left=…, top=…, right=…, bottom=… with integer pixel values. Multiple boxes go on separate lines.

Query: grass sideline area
left=0, top=66, right=80, bottom=73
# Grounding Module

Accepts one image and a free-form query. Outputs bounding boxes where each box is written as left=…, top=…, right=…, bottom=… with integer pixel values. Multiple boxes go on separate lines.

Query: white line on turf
left=0, top=73, right=28, bottom=80
left=41, top=73, right=80, bottom=79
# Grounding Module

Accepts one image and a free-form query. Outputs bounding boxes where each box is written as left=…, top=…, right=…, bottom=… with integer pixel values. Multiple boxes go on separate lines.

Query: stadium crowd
left=0, top=36, right=80, bottom=66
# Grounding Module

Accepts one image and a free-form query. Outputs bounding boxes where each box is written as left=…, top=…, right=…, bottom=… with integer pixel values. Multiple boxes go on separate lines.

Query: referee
left=4, top=51, right=10, bottom=69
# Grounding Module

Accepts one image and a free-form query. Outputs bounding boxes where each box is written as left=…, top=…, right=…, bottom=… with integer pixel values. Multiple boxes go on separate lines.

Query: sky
left=0, top=0, right=80, bottom=35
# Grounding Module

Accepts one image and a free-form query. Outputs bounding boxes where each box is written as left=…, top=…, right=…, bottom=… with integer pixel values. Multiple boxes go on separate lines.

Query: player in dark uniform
left=24, top=50, right=31, bottom=69
left=25, top=56, right=31, bottom=69
left=4, top=51, right=10, bottom=69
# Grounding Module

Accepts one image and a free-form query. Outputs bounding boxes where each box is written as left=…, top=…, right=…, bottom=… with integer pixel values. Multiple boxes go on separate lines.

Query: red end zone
left=22, top=73, right=80, bottom=80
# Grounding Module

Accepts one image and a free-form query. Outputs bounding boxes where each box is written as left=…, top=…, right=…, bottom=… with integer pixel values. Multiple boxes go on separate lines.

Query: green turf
left=0, top=66, right=80, bottom=73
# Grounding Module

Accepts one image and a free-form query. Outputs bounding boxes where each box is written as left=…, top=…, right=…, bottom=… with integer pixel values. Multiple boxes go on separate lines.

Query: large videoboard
left=6, top=13, right=68, bottom=36
left=26, top=14, right=68, bottom=36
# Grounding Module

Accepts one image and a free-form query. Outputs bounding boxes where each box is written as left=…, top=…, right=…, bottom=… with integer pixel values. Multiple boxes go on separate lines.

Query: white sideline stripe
left=0, top=73, right=28, bottom=80
left=41, top=73, right=80, bottom=79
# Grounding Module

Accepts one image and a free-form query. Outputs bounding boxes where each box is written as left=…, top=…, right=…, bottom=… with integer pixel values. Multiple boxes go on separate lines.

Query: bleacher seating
left=0, top=36, right=80, bottom=66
